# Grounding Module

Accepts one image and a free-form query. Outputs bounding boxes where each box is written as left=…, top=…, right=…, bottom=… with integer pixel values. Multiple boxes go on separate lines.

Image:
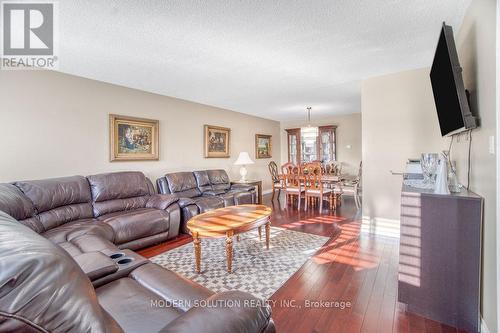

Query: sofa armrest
left=73, top=252, right=119, bottom=281
left=231, top=184, right=254, bottom=191
left=202, top=190, right=226, bottom=196
left=146, top=194, right=179, bottom=210
left=177, top=197, right=196, bottom=208
left=159, top=291, right=273, bottom=333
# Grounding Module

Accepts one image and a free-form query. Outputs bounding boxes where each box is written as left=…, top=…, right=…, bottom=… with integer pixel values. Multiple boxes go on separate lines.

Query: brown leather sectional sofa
left=0, top=211, right=275, bottom=332
left=0, top=171, right=181, bottom=255
left=157, top=169, right=256, bottom=233
left=0, top=170, right=274, bottom=332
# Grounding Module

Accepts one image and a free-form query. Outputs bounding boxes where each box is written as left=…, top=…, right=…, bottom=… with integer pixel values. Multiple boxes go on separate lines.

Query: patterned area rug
left=151, top=227, right=329, bottom=300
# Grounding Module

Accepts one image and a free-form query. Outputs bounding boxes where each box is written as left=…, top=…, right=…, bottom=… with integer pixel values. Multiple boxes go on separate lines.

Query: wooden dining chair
left=353, top=161, right=362, bottom=208
left=268, top=161, right=284, bottom=201
left=303, top=163, right=333, bottom=211
left=281, top=162, right=296, bottom=175
left=283, top=170, right=304, bottom=209
left=324, top=161, right=342, bottom=176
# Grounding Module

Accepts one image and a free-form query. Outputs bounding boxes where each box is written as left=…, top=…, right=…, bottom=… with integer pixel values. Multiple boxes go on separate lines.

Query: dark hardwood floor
left=138, top=193, right=465, bottom=333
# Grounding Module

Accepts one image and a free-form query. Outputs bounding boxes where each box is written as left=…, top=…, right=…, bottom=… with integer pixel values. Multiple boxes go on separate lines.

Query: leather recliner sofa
left=0, top=211, right=275, bottom=333
left=156, top=169, right=257, bottom=233
left=0, top=171, right=181, bottom=259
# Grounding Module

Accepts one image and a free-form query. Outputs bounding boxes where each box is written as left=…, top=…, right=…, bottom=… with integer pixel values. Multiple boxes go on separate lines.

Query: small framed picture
left=255, top=134, right=272, bottom=159
left=109, top=114, right=159, bottom=161
left=204, top=125, right=230, bottom=158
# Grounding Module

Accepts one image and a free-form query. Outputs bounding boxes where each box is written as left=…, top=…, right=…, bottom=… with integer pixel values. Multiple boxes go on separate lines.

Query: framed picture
left=255, top=134, right=272, bottom=159
left=109, top=114, right=159, bottom=161
left=204, top=125, right=230, bottom=158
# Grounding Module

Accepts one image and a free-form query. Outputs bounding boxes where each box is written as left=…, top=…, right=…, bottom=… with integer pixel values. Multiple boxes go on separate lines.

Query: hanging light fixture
left=306, top=107, right=312, bottom=127
left=301, top=106, right=318, bottom=140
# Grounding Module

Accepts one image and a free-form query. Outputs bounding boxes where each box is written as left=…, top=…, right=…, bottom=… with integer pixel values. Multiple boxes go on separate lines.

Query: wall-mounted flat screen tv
left=430, top=22, right=477, bottom=136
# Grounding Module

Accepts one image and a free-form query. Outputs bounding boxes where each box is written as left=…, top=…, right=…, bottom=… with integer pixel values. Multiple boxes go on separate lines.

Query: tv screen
left=430, top=23, right=476, bottom=136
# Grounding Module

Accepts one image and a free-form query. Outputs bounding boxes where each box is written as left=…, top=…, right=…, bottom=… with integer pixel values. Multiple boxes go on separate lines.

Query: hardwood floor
left=138, top=194, right=465, bottom=333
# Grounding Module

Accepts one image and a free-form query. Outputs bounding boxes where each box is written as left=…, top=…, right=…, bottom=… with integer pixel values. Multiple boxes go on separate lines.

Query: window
left=319, top=125, right=336, bottom=162
left=286, top=128, right=300, bottom=164
left=286, top=125, right=336, bottom=164
left=300, top=126, right=318, bottom=162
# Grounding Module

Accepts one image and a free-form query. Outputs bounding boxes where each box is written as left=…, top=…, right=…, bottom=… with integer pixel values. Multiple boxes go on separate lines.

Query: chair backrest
left=282, top=162, right=299, bottom=175
left=357, top=161, right=362, bottom=186
left=324, top=161, right=342, bottom=175
left=268, top=161, right=279, bottom=183
left=283, top=171, right=302, bottom=190
left=304, top=161, right=323, bottom=174
left=303, top=163, right=324, bottom=192
left=0, top=211, right=122, bottom=332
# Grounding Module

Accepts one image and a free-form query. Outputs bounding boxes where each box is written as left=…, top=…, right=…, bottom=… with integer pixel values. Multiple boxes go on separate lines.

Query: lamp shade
left=234, top=152, right=254, bottom=165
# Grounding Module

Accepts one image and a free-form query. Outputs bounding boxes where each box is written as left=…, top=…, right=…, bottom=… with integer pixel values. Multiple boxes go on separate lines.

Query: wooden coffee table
left=186, top=204, right=272, bottom=274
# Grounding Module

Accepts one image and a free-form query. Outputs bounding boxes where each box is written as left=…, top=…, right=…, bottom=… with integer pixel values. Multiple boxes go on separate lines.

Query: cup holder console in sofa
left=93, top=249, right=149, bottom=288
left=109, top=252, right=125, bottom=259
left=117, top=257, right=133, bottom=265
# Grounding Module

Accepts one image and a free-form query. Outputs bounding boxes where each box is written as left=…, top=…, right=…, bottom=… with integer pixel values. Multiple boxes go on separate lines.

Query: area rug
left=151, top=227, right=329, bottom=300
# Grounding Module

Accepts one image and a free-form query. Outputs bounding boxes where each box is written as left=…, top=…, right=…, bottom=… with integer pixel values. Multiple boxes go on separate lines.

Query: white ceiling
left=58, top=0, right=472, bottom=121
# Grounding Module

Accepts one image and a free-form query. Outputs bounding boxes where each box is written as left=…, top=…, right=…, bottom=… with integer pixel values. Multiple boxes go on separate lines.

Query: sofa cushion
left=130, top=263, right=213, bottom=311
left=73, top=252, right=119, bottom=281
left=15, top=176, right=94, bottom=231
left=0, top=211, right=122, bottom=333
left=70, top=234, right=120, bottom=254
left=156, top=177, right=171, bottom=194
left=49, top=233, right=119, bottom=258
left=98, top=208, right=170, bottom=245
left=96, top=277, right=182, bottom=333
left=193, top=170, right=213, bottom=193
left=118, top=232, right=170, bottom=251
left=165, top=172, right=201, bottom=198
left=88, top=172, right=153, bottom=202
left=92, top=196, right=149, bottom=217
left=0, top=183, right=35, bottom=220
left=207, top=170, right=231, bottom=192
left=146, top=194, right=179, bottom=210
left=88, top=171, right=154, bottom=217
left=192, top=196, right=224, bottom=212
left=0, top=183, right=43, bottom=233
left=42, top=218, right=114, bottom=244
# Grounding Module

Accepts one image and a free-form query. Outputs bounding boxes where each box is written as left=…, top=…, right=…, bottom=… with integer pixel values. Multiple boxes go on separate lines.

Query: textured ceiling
left=58, top=0, right=472, bottom=121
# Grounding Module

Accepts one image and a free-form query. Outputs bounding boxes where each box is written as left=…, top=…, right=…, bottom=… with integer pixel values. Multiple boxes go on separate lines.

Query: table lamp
left=234, top=152, right=254, bottom=182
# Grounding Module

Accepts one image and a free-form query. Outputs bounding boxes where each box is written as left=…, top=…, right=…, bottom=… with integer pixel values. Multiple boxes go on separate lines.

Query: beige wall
left=362, top=0, right=497, bottom=329
left=361, top=68, right=443, bottom=222
left=280, top=113, right=362, bottom=175
left=0, top=70, right=281, bottom=192
left=451, top=0, right=497, bottom=330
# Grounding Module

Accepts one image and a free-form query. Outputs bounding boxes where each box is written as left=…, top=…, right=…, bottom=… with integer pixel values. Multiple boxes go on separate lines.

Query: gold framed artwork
left=109, top=114, right=159, bottom=161
left=204, top=125, right=230, bottom=158
left=255, top=134, right=272, bottom=159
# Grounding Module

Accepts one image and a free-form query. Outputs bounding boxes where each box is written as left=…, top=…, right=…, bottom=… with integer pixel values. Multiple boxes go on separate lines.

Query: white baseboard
left=481, top=317, right=491, bottom=333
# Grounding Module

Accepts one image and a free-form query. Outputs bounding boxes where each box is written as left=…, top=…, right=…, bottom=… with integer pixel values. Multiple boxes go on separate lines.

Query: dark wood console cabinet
left=398, top=185, right=483, bottom=333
